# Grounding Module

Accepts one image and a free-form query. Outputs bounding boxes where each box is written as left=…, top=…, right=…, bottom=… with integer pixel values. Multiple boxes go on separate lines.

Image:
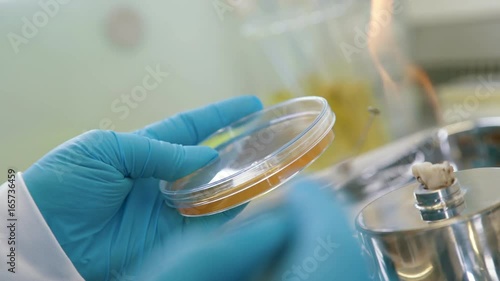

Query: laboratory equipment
left=356, top=167, right=500, bottom=280
left=299, top=117, right=500, bottom=280
left=315, top=117, right=500, bottom=221
left=161, top=97, right=335, bottom=216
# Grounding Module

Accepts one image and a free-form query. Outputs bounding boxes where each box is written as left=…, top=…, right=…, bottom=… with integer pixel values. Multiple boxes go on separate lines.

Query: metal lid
left=356, top=168, right=500, bottom=234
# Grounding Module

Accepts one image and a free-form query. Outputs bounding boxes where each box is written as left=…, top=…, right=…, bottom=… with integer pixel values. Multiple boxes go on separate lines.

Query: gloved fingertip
left=238, top=95, right=264, bottom=111
left=173, top=145, right=218, bottom=179
left=217, top=95, right=264, bottom=120
left=185, top=145, right=219, bottom=160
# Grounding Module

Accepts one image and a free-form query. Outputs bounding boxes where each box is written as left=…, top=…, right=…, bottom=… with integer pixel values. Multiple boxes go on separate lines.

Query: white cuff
left=0, top=172, right=83, bottom=281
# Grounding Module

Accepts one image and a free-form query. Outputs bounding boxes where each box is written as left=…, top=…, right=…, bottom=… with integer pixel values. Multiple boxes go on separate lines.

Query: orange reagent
left=179, top=130, right=334, bottom=216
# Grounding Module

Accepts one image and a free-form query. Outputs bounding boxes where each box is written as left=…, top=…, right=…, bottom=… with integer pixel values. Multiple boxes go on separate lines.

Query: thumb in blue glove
left=23, top=95, right=263, bottom=280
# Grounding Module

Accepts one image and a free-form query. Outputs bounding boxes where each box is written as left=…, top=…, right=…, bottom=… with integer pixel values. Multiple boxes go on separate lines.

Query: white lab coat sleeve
left=0, top=172, right=84, bottom=281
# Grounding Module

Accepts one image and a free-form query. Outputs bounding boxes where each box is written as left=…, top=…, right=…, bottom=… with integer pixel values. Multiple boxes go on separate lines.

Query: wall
left=0, top=0, right=249, bottom=174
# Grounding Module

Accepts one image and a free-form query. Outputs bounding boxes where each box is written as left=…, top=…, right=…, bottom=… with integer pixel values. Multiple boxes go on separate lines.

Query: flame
left=368, top=0, right=442, bottom=124
left=407, top=65, right=443, bottom=124
left=368, top=0, right=399, bottom=96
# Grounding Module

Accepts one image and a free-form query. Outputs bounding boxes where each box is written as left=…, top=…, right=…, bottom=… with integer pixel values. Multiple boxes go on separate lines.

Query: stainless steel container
left=314, top=117, right=500, bottom=220
left=356, top=168, right=500, bottom=281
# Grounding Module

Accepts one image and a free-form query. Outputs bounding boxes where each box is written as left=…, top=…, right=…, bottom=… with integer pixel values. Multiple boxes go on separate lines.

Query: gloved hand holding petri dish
left=160, top=96, right=336, bottom=216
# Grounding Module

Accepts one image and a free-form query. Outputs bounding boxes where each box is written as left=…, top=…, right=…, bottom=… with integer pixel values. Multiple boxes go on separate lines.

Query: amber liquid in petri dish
left=178, top=129, right=334, bottom=216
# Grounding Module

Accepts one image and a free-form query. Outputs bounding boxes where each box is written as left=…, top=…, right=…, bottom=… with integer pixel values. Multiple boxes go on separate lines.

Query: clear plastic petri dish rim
left=160, top=96, right=336, bottom=216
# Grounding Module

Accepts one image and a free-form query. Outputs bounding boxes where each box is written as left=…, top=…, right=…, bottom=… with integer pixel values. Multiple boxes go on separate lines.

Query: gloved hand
left=140, top=180, right=372, bottom=281
left=23, top=96, right=263, bottom=280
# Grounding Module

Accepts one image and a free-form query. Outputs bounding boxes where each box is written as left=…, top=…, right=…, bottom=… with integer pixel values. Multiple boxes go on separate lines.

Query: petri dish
left=160, top=96, right=336, bottom=216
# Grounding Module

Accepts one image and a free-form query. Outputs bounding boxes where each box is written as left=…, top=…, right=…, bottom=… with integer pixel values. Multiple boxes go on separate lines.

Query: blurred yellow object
left=267, top=78, right=389, bottom=171
left=266, top=90, right=295, bottom=105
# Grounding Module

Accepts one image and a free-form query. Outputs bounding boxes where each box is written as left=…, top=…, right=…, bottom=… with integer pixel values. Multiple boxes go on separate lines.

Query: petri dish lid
left=356, top=168, right=500, bottom=234
left=160, top=96, right=336, bottom=216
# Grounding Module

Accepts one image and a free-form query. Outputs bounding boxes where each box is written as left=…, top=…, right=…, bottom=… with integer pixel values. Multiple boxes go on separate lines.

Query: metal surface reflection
left=312, top=118, right=500, bottom=280
left=356, top=168, right=500, bottom=281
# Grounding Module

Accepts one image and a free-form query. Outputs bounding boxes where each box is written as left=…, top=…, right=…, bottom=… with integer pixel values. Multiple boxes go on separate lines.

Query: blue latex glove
left=23, top=96, right=263, bottom=280
left=140, top=180, right=372, bottom=281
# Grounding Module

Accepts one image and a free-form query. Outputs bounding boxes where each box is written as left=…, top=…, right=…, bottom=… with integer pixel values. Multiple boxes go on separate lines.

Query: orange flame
left=406, top=65, right=442, bottom=124
left=368, top=0, right=442, bottom=124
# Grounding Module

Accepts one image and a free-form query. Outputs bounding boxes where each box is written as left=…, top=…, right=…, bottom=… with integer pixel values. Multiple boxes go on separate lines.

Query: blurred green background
left=0, top=1, right=254, bottom=177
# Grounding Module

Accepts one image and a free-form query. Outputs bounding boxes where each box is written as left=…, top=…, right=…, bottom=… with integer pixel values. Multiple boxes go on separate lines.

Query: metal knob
left=413, top=179, right=466, bottom=221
